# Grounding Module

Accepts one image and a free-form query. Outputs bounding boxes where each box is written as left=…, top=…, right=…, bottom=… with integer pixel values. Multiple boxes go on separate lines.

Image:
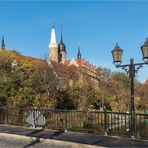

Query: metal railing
left=0, top=107, right=147, bottom=139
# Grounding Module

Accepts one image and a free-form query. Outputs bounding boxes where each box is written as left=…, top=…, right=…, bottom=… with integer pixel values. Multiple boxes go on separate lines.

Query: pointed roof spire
left=77, top=46, right=81, bottom=60
left=58, top=25, right=66, bottom=52
left=60, top=25, right=63, bottom=43
left=1, top=32, right=5, bottom=49
left=49, top=23, right=58, bottom=48
left=52, top=21, right=54, bottom=28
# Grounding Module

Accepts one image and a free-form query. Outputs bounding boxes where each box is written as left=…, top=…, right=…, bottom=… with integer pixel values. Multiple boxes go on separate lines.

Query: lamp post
left=111, top=38, right=148, bottom=139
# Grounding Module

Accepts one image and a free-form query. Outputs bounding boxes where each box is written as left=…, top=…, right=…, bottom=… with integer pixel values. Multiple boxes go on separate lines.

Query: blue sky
left=0, top=1, right=148, bottom=83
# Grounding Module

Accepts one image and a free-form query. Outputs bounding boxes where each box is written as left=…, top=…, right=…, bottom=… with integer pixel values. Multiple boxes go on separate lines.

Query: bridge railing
left=0, top=107, right=147, bottom=139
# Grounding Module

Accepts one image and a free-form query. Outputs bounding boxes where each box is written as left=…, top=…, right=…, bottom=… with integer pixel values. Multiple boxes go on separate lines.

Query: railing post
left=33, top=108, right=36, bottom=128
left=18, top=108, right=23, bottom=126
left=104, top=108, right=108, bottom=136
left=17, top=108, right=20, bottom=126
left=64, top=108, right=67, bottom=132
left=6, top=106, right=8, bottom=125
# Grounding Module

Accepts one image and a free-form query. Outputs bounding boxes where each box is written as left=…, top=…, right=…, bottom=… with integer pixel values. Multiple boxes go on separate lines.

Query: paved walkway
left=0, top=125, right=147, bottom=147
left=0, top=136, right=70, bottom=148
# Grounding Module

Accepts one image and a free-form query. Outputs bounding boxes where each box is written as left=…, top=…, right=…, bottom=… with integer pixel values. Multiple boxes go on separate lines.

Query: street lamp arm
left=115, top=62, right=148, bottom=67
left=115, top=64, right=130, bottom=74
left=115, top=64, right=130, bottom=68
left=134, top=62, right=148, bottom=66
left=135, top=63, right=144, bottom=73
left=115, top=61, right=148, bottom=73
left=134, top=62, right=148, bottom=73
left=121, top=65, right=129, bottom=74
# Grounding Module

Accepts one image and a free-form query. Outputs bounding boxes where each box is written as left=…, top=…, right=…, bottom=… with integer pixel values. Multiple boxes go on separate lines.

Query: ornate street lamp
left=112, top=43, right=123, bottom=66
left=111, top=38, right=148, bottom=139
left=141, top=38, right=148, bottom=62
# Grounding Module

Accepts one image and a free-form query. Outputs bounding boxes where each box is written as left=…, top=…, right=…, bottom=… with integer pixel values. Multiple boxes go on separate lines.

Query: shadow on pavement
left=50, top=131, right=64, bottom=139
left=23, top=130, right=64, bottom=147
left=23, top=138, right=43, bottom=148
left=26, top=129, right=43, bottom=136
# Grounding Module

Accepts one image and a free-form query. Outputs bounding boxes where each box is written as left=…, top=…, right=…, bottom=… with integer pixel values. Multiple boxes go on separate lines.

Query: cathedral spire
left=58, top=25, right=66, bottom=52
left=49, top=23, right=58, bottom=48
left=1, top=32, right=5, bottom=49
left=77, top=46, right=81, bottom=60
left=49, top=23, right=58, bottom=63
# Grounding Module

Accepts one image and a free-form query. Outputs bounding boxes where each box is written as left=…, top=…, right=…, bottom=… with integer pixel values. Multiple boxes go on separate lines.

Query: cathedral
left=48, top=24, right=101, bottom=81
left=49, top=24, right=81, bottom=65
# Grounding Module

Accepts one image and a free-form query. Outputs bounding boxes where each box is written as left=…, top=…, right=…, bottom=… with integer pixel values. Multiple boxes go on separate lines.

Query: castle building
left=48, top=24, right=101, bottom=82
left=0, top=25, right=111, bottom=83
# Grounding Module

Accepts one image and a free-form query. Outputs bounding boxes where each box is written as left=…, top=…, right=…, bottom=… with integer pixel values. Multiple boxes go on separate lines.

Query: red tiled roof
left=64, top=60, right=71, bottom=66
left=77, top=59, right=84, bottom=67
left=64, top=59, right=99, bottom=75
left=64, top=59, right=84, bottom=67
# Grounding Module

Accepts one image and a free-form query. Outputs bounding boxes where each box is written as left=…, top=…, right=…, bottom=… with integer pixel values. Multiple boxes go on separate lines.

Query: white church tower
left=49, top=24, right=58, bottom=62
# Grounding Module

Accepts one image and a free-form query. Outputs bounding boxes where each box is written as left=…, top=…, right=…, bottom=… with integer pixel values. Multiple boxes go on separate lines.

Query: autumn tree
left=0, top=50, right=147, bottom=112
left=106, top=72, right=130, bottom=112
left=32, top=61, right=61, bottom=108
left=137, top=80, right=148, bottom=110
